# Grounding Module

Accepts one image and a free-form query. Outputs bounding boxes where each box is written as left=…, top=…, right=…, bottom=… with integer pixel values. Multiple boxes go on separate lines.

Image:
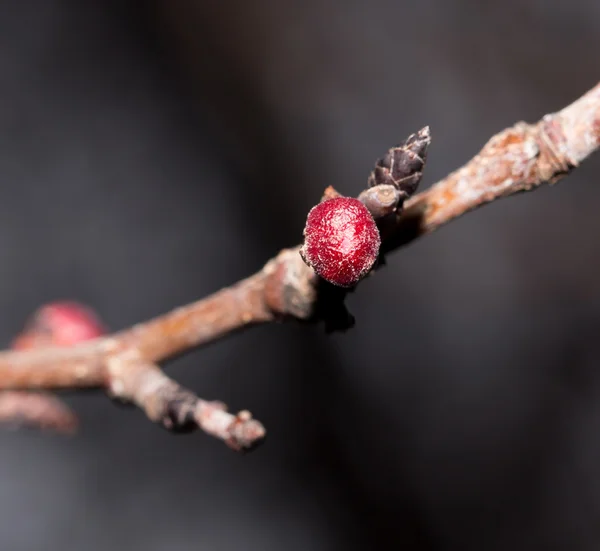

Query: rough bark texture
left=0, top=82, right=597, bottom=451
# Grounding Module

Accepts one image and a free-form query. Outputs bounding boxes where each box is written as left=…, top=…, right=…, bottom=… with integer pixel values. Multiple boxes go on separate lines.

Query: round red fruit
left=12, top=301, right=106, bottom=350
left=300, top=197, right=381, bottom=287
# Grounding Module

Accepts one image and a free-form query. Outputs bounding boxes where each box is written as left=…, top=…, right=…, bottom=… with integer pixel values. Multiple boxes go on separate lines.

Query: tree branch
left=385, top=82, right=600, bottom=250
left=106, top=353, right=265, bottom=451
left=0, top=391, right=78, bottom=433
left=0, top=81, right=597, bottom=450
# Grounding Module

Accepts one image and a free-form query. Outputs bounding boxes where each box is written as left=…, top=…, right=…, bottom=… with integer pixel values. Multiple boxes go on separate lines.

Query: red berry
left=12, top=301, right=106, bottom=350
left=300, top=197, right=381, bottom=287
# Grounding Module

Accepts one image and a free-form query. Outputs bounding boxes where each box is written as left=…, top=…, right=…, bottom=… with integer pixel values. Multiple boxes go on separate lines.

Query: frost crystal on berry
left=300, top=197, right=381, bottom=287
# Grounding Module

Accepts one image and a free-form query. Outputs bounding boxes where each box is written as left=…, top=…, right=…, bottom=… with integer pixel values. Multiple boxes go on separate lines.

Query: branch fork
left=106, top=351, right=265, bottom=451
left=0, top=82, right=598, bottom=451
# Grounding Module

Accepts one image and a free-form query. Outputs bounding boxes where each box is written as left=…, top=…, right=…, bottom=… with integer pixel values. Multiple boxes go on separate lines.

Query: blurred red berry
left=300, top=197, right=381, bottom=287
left=12, top=301, right=106, bottom=350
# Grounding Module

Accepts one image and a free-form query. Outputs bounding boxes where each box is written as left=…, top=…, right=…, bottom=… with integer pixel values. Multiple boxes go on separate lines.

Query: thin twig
left=0, top=391, right=78, bottom=433
left=0, top=81, right=597, bottom=450
left=106, top=353, right=265, bottom=451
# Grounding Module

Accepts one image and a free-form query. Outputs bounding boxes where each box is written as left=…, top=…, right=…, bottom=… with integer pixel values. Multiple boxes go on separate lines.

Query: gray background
left=0, top=1, right=599, bottom=549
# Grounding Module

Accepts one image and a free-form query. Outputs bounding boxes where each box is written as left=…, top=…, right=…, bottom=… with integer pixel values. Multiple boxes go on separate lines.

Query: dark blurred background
left=0, top=1, right=598, bottom=549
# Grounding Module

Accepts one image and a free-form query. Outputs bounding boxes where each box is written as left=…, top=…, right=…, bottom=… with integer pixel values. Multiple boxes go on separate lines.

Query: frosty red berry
left=300, top=197, right=381, bottom=287
left=12, top=301, right=106, bottom=349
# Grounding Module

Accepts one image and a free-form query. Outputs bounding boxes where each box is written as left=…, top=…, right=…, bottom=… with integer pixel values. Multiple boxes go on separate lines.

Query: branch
left=0, top=304, right=91, bottom=433
left=106, top=354, right=265, bottom=451
left=0, top=391, right=78, bottom=433
left=384, top=82, right=600, bottom=251
left=0, top=81, right=597, bottom=450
